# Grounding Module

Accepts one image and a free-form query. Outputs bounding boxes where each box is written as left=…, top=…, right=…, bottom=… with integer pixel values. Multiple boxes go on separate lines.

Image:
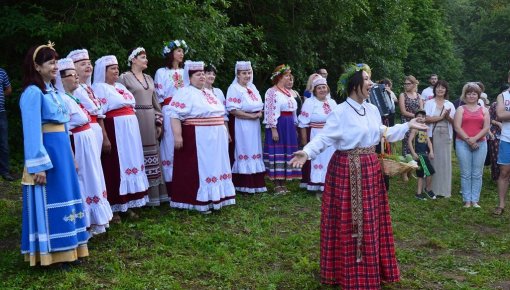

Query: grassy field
left=1, top=161, right=510, bottom=289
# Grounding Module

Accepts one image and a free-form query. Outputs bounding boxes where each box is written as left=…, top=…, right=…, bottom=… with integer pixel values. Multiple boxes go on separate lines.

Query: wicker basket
left=380, top=158, right=419, bottom=177
left=379, top=129, right=419, bottom=177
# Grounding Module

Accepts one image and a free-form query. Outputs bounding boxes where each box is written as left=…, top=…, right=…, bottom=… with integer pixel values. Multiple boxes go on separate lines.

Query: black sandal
left=493, top=207, right=504, bottom=216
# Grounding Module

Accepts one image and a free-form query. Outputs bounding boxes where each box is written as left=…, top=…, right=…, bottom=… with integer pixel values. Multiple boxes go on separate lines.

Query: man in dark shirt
left=0, top=68, right=14, bottom=181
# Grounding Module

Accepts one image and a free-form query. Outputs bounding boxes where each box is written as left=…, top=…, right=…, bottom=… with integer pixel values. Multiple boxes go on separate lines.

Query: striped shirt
left=0, top=68, right=11, bottom=112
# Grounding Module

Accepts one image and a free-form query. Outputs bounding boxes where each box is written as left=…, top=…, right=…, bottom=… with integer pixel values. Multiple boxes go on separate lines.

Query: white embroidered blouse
left=226, top=83, right=264, bottom=113
left=298, top=97, right=337, bottom=128
left=168, top=86, right=227, bottom=120
left=91, top=82, right=136, bottom=113
left=263, top=87, right=297, bottom=128
left=303, top=98, right=410, bottom=160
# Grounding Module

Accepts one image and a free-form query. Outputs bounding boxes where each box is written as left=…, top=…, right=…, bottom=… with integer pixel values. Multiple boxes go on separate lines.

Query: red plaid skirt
left=320, top=151, right=400, bottom=289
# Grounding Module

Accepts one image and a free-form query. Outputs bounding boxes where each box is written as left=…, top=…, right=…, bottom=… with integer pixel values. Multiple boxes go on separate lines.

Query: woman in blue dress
left=20, top=42, right=89, bottom=266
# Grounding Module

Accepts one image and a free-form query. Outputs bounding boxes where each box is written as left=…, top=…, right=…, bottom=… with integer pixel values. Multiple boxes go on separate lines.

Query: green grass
left=1, top=161, right=510, bottom=289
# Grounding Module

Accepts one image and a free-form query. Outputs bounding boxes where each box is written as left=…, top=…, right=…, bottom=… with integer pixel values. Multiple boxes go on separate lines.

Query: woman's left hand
left=289, top=151, right=308, bottom=168
left=156, top=126, right=162, bottom=139
left=408, top=118, right=429, bottom=130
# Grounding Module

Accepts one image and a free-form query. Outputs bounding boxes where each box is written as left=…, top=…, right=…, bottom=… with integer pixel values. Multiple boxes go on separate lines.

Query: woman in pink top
left=454, top=83, right=490, bottom=208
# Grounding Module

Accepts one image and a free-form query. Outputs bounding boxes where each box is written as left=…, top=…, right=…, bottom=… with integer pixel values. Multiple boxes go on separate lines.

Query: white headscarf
left=232, top=61, right=254, bottom=85
left=55, top=58, right=76, bottom=93
left=67, top=49, right=92, bottom=86
left=312, top=76, right=327, bottom=90
left=183, top=60, right=204, bottom=87
left=93, top=55, right=118, bottom=85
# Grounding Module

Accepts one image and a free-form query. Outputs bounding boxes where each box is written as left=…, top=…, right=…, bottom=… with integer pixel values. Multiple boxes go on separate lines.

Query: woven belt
left=280, top=111, right=293, bottom=116
left=90, top=115, right=98, bottom=123
left=338, top=146, right=376, bottom=263
left=309, top=122, right=325, bottom=129
left=42, top=123, right=65, bottom=132
left=183, top=117, right=224, bottom=126
left=135, top=105, right=154, bottom=110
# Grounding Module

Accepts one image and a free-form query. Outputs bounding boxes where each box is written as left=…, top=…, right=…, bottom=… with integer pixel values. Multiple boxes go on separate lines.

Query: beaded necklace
left=345, top=98, right=366, bottom=116
left=47, top=85, right=66, bottom=114
left=130, top=70, right=149, bottom=90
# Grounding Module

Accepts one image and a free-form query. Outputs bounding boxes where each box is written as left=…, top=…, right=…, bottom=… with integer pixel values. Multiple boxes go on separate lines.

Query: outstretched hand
left=289, top=151, right=308, bottom=168
left=408, top=118, right=428, bottom=130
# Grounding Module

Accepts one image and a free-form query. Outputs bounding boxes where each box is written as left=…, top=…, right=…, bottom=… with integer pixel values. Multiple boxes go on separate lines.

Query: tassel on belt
left=337, top=146, right=376, bottom=263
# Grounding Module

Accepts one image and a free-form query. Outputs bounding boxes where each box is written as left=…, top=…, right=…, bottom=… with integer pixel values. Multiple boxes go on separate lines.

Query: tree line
left=1, top=0, right=509, bottom=159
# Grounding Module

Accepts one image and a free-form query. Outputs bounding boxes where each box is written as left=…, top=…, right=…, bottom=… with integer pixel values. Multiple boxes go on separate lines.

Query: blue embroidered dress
left=20, top=83, right=89, bottom=266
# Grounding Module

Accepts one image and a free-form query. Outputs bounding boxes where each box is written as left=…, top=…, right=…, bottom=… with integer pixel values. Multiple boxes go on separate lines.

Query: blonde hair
left=460, top=82, right=482, bottom=102
left=305, top=73, right=320, bottom=92
left=404, top=75, right=419, bottom=93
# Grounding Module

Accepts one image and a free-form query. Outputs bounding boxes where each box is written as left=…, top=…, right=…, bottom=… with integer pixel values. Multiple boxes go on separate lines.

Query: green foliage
left=2, top=0, right=510, bottom=163
left=403, top=0, right=463, bottom=95
left=227, top=0, right=413, bottom=98
left=0, top=0, right=266, bottom=158
left=441, top=0, right=510, bottom=98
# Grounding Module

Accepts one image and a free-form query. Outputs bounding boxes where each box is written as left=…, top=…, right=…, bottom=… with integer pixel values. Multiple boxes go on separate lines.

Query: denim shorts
left=498, top=140, right=510, bottom=165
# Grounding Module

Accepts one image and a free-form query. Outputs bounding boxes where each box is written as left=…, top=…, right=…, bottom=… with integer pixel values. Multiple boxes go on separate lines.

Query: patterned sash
left=338, top=146, right=376, bottom=263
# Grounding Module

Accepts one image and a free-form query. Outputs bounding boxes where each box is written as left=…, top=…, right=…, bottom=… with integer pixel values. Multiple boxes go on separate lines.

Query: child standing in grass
left=408, top=110, right=436, bottom=200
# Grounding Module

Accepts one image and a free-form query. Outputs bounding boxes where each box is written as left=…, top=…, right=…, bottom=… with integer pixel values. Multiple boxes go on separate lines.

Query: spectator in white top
left=421, top=74, right=438, bottom=102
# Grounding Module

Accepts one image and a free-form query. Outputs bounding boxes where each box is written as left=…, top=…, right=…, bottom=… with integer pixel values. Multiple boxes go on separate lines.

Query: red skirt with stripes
left=320, top=151, right=400, bottom=289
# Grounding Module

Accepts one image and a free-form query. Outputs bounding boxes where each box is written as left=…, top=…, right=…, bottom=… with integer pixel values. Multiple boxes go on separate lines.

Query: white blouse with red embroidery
left=263, top=87, right=297, bottom=128
left=298, top=97, right=337, bottom=128
left=207, top=87, right=229, bottom=122
left=61, top=92, right=91, bottom=130
left=226, top=83, right=263, bottom=113
left=91, top=82, right=136, bottom=113
left=154, top=67, right=184, bottom=103
left=303, top=98, right=410, bottom=160
left=168, top=86, right=227, bottom=121
left=73, top=84, right=104, bottom=117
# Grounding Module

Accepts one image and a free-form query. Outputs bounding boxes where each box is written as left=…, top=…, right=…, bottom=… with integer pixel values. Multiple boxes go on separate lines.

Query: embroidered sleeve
left=298, top=98, right=313, bottom=128
left=20, top=86, right=53, bottom=173
left=154, top=68, right=166, bottom=103
left=168, top=89, right=191, bottom=120
left=115, top=83, right=135, bottom=105
left=91, top=83, right=110, bottom=113
left=226, top=84, right=242, bottom=112
left=263, top=88, right=280, bottom=128
left=303, top=110, right=344, bottom=160
left=62, top=94, right=81, bottom=131
left=381, top=123, right=409, bottom=142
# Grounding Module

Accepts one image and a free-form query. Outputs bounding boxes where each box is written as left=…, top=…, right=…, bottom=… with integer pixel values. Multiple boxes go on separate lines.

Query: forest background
left=1, top=0, right=509, bottom=160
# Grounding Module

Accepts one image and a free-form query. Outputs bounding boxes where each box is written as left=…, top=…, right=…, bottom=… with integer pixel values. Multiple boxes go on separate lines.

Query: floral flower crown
left=162, top=39, right=189, bottom=57
left=127, top=47, right=145, bottom=67
left=270, top=64, right=291, bottom=81
left=337, top=63, right=371, bottom=96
